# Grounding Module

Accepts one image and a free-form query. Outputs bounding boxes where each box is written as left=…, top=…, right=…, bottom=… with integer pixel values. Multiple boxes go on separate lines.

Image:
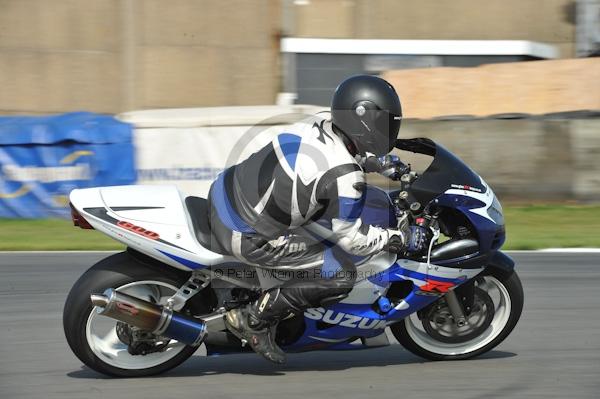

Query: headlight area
left=487, top=195, right=504, bottom=225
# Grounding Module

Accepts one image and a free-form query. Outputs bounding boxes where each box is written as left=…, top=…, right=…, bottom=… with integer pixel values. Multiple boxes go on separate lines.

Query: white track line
left=537, top=248, right=600, bottom=253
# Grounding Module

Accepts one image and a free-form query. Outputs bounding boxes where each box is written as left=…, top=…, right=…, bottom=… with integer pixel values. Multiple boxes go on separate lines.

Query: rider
left=207, top=75, right=427, bottom=363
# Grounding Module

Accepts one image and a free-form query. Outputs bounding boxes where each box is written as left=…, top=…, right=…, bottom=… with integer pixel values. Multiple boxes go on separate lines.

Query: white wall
left=120, top=105, right=327, bottom=197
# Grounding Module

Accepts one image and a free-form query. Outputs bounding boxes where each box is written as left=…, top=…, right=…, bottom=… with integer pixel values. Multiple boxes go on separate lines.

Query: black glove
left=363, top=155, right=408, bottom=180
left=405, top=225, right=428, bottom=254
left=384, top=233, right=405, bottom=254
left=385, top=225, right=428, bottom=255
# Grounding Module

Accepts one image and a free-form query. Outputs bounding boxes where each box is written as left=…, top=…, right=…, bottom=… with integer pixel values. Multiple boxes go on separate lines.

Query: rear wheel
left=391, top=268, right=523, bottom=361
left=63, top=251, right=213, bottom=377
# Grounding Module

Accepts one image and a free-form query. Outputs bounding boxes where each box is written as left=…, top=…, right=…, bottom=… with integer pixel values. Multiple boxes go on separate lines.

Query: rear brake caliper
left=116, top=322, right=170, bottom=356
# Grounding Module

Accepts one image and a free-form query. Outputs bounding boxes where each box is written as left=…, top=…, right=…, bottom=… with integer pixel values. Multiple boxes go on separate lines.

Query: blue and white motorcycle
left=63, top=137, right=523, bottom=377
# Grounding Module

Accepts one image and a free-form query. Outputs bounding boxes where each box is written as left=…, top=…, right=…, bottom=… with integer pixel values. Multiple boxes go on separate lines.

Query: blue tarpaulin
left=0, top=112, right=136, bottom=218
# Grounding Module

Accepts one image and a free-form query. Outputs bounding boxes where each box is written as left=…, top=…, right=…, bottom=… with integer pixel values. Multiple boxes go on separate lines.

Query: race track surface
left=1, top=252, right=599, bottom=398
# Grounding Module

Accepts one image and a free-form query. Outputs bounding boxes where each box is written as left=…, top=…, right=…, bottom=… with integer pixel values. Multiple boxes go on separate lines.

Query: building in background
left=0, top=0, right=598, bottom=115
left=281, top=37, right=559, bottom=106
left=0, top=0, right=281, bottom=115
left=282, top=0, right=583, bottom=105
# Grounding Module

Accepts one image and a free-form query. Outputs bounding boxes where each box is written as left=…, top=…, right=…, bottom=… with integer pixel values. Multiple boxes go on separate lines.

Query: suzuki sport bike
left=63, top=137, right=523, bottom=377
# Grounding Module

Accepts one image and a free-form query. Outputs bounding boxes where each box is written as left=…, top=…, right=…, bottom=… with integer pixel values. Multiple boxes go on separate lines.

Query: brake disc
left=422, top=287, right=495, bottom=344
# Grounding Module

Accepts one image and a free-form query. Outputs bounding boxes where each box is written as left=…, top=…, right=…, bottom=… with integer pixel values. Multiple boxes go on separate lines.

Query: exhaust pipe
left=90, top=289, right=206, bottom=346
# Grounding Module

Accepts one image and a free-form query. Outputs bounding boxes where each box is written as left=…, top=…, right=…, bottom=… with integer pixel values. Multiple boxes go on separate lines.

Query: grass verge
left=0, top=218, right=123, bottom=251
left=503, top=204, right=600, bottom=250
left=0, top=204, right=598, bottom=251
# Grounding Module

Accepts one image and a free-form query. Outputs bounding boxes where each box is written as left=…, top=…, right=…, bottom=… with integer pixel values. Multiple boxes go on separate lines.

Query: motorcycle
left=63, top=137, right=523, bottom=377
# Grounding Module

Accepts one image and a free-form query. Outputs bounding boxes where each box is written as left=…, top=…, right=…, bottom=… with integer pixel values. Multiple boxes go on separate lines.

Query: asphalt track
left=1, top=252, right=599, bottom=399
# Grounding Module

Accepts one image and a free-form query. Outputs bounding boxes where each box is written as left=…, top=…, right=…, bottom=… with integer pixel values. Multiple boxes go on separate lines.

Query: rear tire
left=63, top=251, right=212, bottom=377
left=391, top=268, right=523, bottom=361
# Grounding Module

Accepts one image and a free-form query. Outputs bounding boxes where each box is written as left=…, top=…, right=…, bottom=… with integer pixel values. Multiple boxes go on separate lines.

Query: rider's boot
left=225, top=288, right=298, bottom=364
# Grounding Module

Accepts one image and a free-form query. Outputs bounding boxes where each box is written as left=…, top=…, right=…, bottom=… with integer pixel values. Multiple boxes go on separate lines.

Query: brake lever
left=426, top=226, right=441, bottom=269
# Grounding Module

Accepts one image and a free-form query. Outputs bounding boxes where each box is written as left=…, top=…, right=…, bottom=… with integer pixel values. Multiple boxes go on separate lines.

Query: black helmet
left=331, top=75, right=402, bottom=156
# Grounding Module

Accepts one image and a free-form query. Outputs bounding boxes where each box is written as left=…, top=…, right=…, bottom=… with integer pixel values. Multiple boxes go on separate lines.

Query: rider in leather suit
left=207, top=75, right=427, bottom=363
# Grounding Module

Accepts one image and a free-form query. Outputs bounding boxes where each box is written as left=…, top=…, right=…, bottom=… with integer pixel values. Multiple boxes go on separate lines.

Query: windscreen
left=396, top=138, right=485, bottom=206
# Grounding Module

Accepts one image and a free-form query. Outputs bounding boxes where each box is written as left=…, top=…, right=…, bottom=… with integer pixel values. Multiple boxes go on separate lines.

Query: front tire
left=391, top=268, right=523, bottom=361
left=63, top=251, right=212, bottom=377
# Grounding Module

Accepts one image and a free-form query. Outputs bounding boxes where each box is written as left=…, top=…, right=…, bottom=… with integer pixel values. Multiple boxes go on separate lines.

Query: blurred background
left=0, top=0, right=599, bottom=249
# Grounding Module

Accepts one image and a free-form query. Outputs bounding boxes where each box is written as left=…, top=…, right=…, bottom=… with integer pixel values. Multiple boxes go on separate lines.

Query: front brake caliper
left=453, top=279, right=476, bottom=315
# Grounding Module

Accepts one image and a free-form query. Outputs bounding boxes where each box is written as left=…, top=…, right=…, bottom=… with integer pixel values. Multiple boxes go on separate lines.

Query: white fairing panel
left=70, top=185, right=234, bottom=271
left=396, top=259, right=482, bottom=286
left=101, top=185, right=188, bottom=225
left=341, top=251, right=396, bottom=304
left=341, top=253, right=484, bottom=306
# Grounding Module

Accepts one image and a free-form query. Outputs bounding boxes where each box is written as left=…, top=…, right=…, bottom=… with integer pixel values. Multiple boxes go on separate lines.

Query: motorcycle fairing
left=70, top=185, right=234, bottom=271
left=396, top=138, right=506, bottom=255
left=436, top=178, right=506, bottom=254
left=285, top=258, right=483, bottom=351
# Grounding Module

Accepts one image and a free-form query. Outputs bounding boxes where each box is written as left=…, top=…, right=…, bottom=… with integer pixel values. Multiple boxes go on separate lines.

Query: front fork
left=444, top=290, right=468, bottom=327
left=440, top=253, right=514, bottom=327
left=416, top=277, right=476, bottom=326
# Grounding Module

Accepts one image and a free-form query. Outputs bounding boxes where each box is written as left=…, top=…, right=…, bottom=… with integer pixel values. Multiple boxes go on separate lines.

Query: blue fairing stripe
left=212, top=169, right=255, bottom=234
left=158, top=249, right=207, bottom=269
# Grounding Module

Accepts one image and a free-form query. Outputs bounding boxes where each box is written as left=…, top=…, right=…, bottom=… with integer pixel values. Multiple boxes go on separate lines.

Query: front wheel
left=63, top=251, right=213, bottom=377
left=391, top=268, right=523, bottom=361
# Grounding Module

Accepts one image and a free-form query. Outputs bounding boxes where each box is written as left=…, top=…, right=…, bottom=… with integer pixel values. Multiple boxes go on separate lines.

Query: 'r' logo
left=419, top=279, right=455, bottom=293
